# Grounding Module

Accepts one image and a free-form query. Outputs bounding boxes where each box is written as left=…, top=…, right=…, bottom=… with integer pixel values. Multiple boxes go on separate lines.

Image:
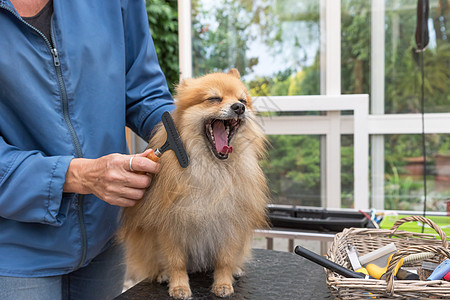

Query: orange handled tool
left=147, top=111, right=189, bottom=168
left=147, top=149, right=161, bottom=163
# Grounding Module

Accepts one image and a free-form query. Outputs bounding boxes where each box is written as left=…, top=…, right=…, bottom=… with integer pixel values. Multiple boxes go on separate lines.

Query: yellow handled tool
left=359, top=243, right=403, bottom=279
left=365, top=254, right=404, bottom=279
left=346, top=245, right=370, bottom=276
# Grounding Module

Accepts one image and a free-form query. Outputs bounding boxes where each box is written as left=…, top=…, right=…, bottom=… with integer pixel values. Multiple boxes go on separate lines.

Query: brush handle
left=147, top=149, right=160, bottom=163
left=294, top=246, right=370, bottom=279
left=427, top=259, right=450, bottom=281
left=404, top=252, right=435, bottom=264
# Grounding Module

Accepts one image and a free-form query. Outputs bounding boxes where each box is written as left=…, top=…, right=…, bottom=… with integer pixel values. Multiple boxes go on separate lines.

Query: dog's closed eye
left=206, top=97, right=222, bottom=102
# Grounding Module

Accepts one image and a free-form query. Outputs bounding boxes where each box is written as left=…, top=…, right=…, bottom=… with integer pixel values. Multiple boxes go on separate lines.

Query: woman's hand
left=63, top=149, right=159, bottom=207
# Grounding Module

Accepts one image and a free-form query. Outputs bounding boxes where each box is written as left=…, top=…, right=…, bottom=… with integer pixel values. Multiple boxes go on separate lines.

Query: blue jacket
left=0, top=0, right=174, bottom=276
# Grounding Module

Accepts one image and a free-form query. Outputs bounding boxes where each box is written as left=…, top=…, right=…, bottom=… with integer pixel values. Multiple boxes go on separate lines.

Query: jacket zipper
left=1, top=4, right=88, bottom=269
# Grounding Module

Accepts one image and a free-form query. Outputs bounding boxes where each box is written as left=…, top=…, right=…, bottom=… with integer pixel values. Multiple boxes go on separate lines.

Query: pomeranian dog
left=119, top=69, right=269, bottom=299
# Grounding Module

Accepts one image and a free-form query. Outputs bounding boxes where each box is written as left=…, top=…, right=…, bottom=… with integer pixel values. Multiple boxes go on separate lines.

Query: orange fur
left=119, top=69, right=269, bottom=299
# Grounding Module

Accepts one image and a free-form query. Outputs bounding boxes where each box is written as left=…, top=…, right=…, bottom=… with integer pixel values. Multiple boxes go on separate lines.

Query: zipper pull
left=51, top=48, right=61, bottom=67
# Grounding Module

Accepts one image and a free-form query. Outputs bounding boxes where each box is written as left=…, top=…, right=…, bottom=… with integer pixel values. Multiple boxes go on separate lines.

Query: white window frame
left=254, top=95, right=369, bottom=210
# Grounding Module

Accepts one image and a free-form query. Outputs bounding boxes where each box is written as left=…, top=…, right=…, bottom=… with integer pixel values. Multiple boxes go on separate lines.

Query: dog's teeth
left=209, top=127, right=214, bottom=136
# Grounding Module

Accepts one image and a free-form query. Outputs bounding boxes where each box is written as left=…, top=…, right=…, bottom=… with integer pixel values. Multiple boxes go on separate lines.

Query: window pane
left=341, top=0, right=371, bottom=96
left=385, top=0, right=450, bottom=113
left=342, top=135, right=354, bottom=208
left=191, top=0, right=320, bottom=96
left=341, top=0, right=450, bottom=113
left=384, top=134, right=450, bottom=212
left=261, top=135, right=322, bottom=206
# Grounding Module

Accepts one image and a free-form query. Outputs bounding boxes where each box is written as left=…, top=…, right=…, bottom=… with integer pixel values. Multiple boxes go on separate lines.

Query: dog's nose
left=231, top=103, right=245, bottom=115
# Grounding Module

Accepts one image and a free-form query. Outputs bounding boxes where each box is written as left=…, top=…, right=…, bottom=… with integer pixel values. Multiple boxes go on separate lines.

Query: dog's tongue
left=213, top=121, right=232, bottom=154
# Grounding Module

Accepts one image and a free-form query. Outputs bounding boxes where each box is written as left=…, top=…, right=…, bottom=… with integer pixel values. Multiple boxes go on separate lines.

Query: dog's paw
left=212, top=283, right=234, bottom=298
left=233, top=267, right=245, bottom=278
left=169, top=285, right=192, bottom=299
left=157, top=272, right=169, bottom=283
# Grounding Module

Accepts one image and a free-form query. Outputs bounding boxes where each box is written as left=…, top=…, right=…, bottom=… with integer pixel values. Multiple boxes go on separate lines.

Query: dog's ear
left=227, top=68, right=241, bottom=79
left=176, top=78, right=193, bottom=92
left=178, top=78, right=191, bottom=87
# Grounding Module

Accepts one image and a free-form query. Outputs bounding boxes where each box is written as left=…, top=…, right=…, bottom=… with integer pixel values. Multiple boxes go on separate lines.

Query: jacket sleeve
left=122, top=0, right=176, bottom=141
left=0, top=136, right=73, bottom=226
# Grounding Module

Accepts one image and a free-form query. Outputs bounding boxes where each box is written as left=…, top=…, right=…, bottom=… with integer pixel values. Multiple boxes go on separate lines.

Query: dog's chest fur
left=169, top=157, right=245, bottom=271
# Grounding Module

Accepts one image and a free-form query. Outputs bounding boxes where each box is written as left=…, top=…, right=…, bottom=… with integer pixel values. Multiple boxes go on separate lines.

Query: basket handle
left=389, top=215, right=448, bottom=248
left=385, top=245, right=450, bottom=295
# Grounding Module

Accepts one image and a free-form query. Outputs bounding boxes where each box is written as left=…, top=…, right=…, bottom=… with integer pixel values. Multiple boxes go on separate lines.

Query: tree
left=146, top=0, right=179, bottom=93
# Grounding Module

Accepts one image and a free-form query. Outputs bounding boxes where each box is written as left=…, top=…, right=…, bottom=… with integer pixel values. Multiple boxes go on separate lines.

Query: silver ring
left=129, top=156, right=135, bottom=172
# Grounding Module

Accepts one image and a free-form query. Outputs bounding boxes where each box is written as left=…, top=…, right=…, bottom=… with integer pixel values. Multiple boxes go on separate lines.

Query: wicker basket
left=326, top=216, right=450, bottom=299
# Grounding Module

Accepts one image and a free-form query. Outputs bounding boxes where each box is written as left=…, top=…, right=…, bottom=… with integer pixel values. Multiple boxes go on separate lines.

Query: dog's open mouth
left=205, top=118, right=241, bottom=159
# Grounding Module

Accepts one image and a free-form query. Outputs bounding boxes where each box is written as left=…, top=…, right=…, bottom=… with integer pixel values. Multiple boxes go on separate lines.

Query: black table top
left=116, top=248, right=332, bottom=300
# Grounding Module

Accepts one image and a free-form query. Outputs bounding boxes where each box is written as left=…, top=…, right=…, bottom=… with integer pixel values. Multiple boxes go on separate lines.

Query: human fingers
left=123, top=172, right=153, bottom=189
left=128, top=152, right=161, bottom=174
left=105, top=197, right=139, bottom=207
left=137, top=148, right=154, bottom=158
left=101, top=184, right=147, bottom=205
left=116, top=186, right=147, bottom=201
left=99, top=155, right=152, bottom=189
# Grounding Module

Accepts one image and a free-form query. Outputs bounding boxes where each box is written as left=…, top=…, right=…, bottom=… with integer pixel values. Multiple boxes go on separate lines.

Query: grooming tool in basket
left=427, top=259, right=450, bottom=281
left=345, top=245, right=370, bottom=276
left=422, top=261, right=438, bottom=271
left=404, top=252, right=435, bottom=264
left=444, top=271, right=450, bottom=281
left=359, top=243, right=396, bottom=266
left=395, top=268, right=420, bottom=280
left=359, top=243, right=403, bottom=279
left=388, top=251, right=434, bottom=280
left=386, top=251, right=431, bottom=280
left=294, top=246, right=375, bottom=279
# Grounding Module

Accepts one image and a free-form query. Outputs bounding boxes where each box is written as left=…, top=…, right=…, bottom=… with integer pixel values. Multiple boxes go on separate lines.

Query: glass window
left=261, top=135, right=322, bottom=206
left=383, top=134, right=450, bottom=211
left=192, top=0, right=323, bottom=207
left=341, top=135, right=354, bottom=208
left=341, top=0, right=450, bottom=114
left=341, top=0, right=371, bottom=96
left=191, top=0, right=320, bottom=95
left=385, top=0, right=449, bottom=114
left=188, top=0, right=449, bottom=212
left=341, top=0, right=449, bottom=212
